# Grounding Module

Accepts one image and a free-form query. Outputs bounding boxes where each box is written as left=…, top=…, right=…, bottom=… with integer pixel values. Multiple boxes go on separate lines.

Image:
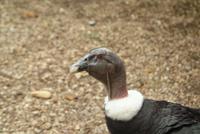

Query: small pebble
left=41, top=122, right=52, bottom=130
left=88, top=20, right=96, bottom=26
left=31, top=91, right=52, bottom=99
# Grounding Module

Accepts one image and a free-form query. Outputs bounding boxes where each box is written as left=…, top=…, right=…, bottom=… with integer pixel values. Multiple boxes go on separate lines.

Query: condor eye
left=97, top=54, right=103, bottom=59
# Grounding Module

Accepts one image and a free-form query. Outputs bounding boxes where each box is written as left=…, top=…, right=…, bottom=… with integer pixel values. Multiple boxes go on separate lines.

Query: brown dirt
left=0, top=0, right=199, bottom=133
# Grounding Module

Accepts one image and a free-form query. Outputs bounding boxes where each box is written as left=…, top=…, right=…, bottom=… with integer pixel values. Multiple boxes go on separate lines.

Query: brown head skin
left=70, top=48, right=128, bottom=100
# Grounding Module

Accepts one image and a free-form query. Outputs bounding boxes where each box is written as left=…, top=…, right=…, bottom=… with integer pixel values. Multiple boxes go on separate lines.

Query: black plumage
left=106, top=99, right=200, bottom=134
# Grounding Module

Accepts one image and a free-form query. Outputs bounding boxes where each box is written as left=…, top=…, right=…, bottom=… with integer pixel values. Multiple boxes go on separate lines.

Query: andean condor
left=70, top=48, right=200, bottom=134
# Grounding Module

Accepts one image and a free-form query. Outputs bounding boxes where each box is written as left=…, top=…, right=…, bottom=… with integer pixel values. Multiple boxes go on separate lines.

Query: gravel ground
left=0, top=0, right=199, bottom=134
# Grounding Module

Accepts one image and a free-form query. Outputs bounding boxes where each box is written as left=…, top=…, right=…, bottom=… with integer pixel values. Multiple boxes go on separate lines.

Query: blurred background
left=0, top=0, right=199, bottom=133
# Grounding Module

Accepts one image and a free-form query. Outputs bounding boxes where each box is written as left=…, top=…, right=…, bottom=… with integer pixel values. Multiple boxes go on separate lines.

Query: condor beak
left=69, top=57, right=88, bottom=73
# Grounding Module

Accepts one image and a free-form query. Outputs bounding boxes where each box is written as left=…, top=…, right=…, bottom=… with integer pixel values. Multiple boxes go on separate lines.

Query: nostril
left=84, top=58, right=88, bottom=61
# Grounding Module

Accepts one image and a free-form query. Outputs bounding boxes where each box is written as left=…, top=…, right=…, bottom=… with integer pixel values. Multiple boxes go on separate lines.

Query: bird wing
left=151, top=100, right=200, bottom=134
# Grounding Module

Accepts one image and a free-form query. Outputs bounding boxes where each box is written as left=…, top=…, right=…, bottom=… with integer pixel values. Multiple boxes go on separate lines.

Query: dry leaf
left=75, top=72, right=88, bottom=79
left=22, top=11, right=38, bottom=18
left=65, top=93, right=78, bottom=101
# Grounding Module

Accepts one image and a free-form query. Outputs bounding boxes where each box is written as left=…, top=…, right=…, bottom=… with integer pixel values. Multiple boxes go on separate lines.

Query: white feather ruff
left=104, top=90, right=144, bottom=121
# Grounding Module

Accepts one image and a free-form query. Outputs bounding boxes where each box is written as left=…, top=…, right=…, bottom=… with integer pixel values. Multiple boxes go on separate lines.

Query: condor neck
left=106, top=66, right=128, bottom=100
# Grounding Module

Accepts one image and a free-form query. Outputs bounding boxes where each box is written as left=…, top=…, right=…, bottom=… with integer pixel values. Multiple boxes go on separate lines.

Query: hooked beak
left=69, top=58, right=88, bottom=73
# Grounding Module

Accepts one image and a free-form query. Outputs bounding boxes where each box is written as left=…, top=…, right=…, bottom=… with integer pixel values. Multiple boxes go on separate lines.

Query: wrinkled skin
left=70, top=48, right=127, bottom=99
